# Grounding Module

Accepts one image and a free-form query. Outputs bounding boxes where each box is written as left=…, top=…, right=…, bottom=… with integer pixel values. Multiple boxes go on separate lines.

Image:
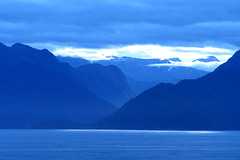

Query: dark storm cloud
left=0, top=0, right=240, bottom=48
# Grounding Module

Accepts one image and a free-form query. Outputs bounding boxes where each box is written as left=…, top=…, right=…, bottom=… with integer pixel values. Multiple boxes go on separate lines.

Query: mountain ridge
left=0, top=43, right=117, bottom=128
left=75, top=63, right=135, bottom=108
left=93, top=50, right=240, bottom=130
left=193, top=56, right=220, bottom=63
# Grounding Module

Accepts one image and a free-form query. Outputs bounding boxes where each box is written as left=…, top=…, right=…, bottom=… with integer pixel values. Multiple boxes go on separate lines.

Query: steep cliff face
left=75, top=63, right=134, bottom=108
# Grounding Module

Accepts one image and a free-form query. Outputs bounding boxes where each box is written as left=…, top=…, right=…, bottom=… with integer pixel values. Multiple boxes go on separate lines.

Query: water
left=0, top=130, right=239, bottom=160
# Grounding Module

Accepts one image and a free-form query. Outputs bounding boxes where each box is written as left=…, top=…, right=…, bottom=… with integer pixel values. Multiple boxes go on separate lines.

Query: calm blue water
left=0, top=130, right=239, bottom=160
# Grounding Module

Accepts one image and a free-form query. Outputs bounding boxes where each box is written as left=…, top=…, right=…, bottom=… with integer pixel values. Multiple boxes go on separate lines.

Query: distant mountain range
left=0, top=43, right=133, bottom=128
left=1, top=42, right=236, bottom=130
left=193, top=56, right=220, bottom=63
left=58, top=56, right=209, bottom=95
left=94, top=50, right=240, bottom=130
left=94, top=56, right=208, bottom=83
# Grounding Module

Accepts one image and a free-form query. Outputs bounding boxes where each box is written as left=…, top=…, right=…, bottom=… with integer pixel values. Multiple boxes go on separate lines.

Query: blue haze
left=0, top=130, right=240, bottom=160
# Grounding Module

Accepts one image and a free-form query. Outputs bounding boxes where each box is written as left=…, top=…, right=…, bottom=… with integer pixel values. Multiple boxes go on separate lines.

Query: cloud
left=0, top=0, right=240, bottom=49
left=53, top=44, right=233, bottom=71
left=1, top=0, right=237, bottom=71
left=54, top=47, right=119, bottom=60
left=53, top=44, right=234, bottom=62
left=149, top=61, right=223, bottom=72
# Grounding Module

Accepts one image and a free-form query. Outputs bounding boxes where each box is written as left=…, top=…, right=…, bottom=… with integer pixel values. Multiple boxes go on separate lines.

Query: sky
left=0, top=0, right=240, bottom=71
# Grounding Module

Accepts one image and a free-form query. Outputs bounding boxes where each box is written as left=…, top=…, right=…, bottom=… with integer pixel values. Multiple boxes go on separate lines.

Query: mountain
left=0, top=43, right=116, bottom=128
left=126, top=77, right=161, bottom=97
left=54, top=56, right=208, bottom=95
left=193, top=56, right=220, bottom=63
left=0, top=43, right=60, bottom=70
left=57, top=56, right=89, bottom=67
left=94, top=56, right=208, bottom=95
left=94, top=50, right=240, bottom=130
left=75, top=63, right=134, bottom=108
left=56, top=55, right=134, bottom=107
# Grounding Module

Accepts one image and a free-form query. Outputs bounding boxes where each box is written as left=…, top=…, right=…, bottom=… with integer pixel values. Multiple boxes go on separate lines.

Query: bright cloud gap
left=52, top=44, right=234, bottom=72
left=53, top=45, right=233, bottom=61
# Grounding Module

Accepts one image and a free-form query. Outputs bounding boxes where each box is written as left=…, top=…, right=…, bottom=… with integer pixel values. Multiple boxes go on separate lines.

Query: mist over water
left=0, top=130, right=239, bottom=160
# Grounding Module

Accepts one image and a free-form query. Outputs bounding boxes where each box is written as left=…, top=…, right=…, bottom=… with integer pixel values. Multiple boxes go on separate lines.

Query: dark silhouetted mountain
left=193, top=56, right=220, bottom=63
left=57, top=56, right=89, bottom=67
left=0, top=43, right=116, bottom=128
left=94, top=56, right=208, bottom=95
left=8, top=43, right=60, bottom=70
left=126, top=77, right=161, bottom=97
left=216, top=52, right=240, bottom=71
left=75, top=64, right=134, bottom=108
left=94, top=50, right=240, bottom=130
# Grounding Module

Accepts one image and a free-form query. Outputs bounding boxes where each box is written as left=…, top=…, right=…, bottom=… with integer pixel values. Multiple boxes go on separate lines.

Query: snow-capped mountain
left=192, top=56, right=220, bottom=63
